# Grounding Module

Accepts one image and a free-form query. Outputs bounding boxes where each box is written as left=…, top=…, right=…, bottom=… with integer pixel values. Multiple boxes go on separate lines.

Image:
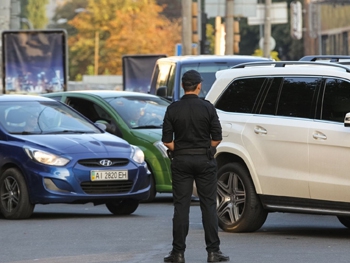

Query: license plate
left=90, top=170, right=128, bottom=181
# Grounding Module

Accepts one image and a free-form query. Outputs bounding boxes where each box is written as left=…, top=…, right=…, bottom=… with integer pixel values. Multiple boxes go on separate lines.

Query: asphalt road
left=1, top=194, right=350, bottom=263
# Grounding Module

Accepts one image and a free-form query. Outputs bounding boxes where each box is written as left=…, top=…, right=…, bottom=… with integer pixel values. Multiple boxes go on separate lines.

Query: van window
left=276, top=77, right=320, bottom=118
left=179, top=63, right=237, bottom=98
left=151, top=63, right=172, bottom=91
left=215, top=78, right=266, bottom=113
left=321, top=78, right=350, bottom=122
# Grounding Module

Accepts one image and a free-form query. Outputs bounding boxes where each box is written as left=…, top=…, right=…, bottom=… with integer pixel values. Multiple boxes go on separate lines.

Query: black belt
left=174, top=148, right=208, bottom=156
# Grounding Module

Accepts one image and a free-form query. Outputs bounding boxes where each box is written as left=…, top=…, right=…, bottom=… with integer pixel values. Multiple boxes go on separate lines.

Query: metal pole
left=0, top=0, right=11, bottom=88
left=197, top=0, right=201, bottom=55
left=182, top=0, right=192, bottom=55
left=263, top=0, right=272, bottom=58
left=225, top=0, right=234, bottom=55
left=10, top=0, right=20, bottom=30
left=215, top=16, right=221, bottom=55
left=317, top=4, right=322, bottom=55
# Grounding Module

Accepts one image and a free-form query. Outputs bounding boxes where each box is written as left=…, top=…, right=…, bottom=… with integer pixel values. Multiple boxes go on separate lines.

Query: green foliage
left=206, top=23, right=215, bottom=54
left=20, top=0, right=29, bottom=26
left=87, top=65, right=94, bottom=76
left=48, top=0, right=88, bottom=36
left=26, top=0, right=49, bottom=29
left=238, top=0, right=304, bottom=60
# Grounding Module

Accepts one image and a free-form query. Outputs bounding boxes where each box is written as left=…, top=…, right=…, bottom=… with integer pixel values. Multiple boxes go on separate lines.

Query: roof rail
left=231, top=61, right=350, bottom=73
left=299, top=55, right=350, bottom=62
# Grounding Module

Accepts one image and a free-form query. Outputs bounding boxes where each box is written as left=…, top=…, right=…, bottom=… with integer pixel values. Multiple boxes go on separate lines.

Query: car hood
left=130, top=128, right=162, bottom=143
left=11, top=133, right=131, bottom=154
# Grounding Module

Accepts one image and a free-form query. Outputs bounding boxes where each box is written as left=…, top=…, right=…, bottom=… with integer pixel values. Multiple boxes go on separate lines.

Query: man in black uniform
left=162, top=70, right=229, bottom=263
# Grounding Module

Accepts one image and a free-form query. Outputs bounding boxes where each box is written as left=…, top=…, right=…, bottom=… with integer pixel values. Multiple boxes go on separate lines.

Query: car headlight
left=24, top=147, right=70, bottom=166
left=130, top=145, right=145, bottom=164
left=153, top=141, right=168, bottom=158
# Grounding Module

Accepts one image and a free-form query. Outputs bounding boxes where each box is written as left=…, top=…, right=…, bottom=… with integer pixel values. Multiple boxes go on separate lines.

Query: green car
left=44, top=90, right=171, bottom=202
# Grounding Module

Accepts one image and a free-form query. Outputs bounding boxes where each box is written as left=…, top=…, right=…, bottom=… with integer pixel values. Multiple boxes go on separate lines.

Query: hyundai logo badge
left=100, top=159, right=113, bottom=166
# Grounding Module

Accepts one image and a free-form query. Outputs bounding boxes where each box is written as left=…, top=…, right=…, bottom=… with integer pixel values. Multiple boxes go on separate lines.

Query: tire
left=106, top=199, right=139, bottom=215
left=217, top=163, right=267, bottom=233
left=0, top=168, right=35, bottom=219
left=337, top=216, right=350, bottom=228
left=141, top=174, right=156, bottom=203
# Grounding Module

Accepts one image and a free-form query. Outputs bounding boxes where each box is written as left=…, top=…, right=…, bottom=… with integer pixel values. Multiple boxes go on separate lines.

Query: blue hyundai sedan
left=0, top=95, right=150, bottom=219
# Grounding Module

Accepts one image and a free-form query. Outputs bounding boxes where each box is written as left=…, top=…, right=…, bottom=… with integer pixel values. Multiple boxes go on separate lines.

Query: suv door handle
left=313, top=132, right=327, bottom=140
left=254, top=126, right=267, bottom=134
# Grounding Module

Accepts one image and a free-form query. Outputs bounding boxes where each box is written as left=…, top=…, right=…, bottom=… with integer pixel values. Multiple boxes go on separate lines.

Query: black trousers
left=170, top=154, right=220, bottom=253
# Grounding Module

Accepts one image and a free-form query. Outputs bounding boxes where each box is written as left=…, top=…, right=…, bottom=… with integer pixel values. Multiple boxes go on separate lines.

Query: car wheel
left=0, top=168, right=35, bottom=219
left=142, top=174, right=156, bottom=203
left=217, top=163, right=267, bottom=233
left=337, top=216, right=350, bottom=228
left=106, top=199, right=139, bottom=215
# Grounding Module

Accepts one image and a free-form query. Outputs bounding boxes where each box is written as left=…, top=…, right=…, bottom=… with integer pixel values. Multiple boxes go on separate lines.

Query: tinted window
left=321, top=78, right=350, bottom=122
left=276, top=77, right=320, bottom=118
left=259, top=78, right=282, bottom=115
left=215, top=78, right=266, bottom=113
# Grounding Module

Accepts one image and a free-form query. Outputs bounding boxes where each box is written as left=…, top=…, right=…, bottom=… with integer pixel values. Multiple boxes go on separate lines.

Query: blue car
left=0, top=95, right=150, bottom=219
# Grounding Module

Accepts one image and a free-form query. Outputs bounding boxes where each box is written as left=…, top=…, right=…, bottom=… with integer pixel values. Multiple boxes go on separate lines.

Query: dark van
left=149, top=55, right=271, bottom=101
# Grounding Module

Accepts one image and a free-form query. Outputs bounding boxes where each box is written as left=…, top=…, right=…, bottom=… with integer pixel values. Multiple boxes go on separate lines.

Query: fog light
left=44, top=178, right=69, bottom=193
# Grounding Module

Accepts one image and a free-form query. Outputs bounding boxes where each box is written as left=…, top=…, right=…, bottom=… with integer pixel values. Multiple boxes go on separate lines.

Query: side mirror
left=95, top=122, right=107, bottom=131
left=156, top=86, right=167, bottom=97
left=344, top=113, right=350, bottom=127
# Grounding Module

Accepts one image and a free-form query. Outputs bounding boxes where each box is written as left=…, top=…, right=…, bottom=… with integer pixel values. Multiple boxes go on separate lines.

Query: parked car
left=299, top=55, right=350, bottom=65
left=205, top=61, right=350, bottom=232
left=149, top=55, right=272, bottom=101
left=0, top=95, right=150, bottom=219
left=43, top=90, right=172, bottom=202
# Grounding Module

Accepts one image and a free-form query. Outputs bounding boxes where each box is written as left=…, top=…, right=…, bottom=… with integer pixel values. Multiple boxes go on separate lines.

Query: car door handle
left=254, top=126, right=267, bottom=134
left=313, top=132, right=327, bottom=140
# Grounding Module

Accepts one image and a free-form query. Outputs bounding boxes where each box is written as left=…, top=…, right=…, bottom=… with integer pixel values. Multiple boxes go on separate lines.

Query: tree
left=26, top=0, right=49, bottom=29
left=67, top=0, right=181, bottom=79
left=48, top=0, right=88, bottom=36
left=238, top=0, right=303, bottom=60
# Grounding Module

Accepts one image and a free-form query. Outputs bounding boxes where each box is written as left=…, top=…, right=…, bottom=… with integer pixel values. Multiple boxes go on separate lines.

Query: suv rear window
left=322, top=78, right=350, bottom=122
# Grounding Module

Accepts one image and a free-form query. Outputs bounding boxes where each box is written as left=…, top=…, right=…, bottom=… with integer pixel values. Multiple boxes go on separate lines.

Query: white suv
left=206, top=61, right=350, bottom=233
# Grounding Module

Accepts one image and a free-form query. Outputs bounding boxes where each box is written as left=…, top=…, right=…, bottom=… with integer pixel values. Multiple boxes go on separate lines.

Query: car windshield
left=0, top=101, right=101, bottom=134
left=105, top=96, right=169, bottom=129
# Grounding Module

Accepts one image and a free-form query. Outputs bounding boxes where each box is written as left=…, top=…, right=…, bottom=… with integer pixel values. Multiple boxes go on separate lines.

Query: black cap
left=182, top=70, right=203, bottom=86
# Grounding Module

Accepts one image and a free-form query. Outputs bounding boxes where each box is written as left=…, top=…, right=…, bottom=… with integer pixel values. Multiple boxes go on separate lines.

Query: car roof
left=49, top=90, right=167, bottom=100
left=0, top=94, right=55, bottom=102
left=216, top=62, right=350, bottom=80
left=156, top=55, right=271, bottom=64
left=206, top=61, right=350, bottom=103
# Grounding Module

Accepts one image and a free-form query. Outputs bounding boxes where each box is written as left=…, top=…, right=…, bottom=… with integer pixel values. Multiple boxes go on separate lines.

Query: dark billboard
left=122, top=54, right=166, bottom=93
left=1, top=30, right=68, bottom=94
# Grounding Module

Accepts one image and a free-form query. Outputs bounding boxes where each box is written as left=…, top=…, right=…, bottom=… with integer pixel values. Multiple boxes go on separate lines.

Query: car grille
left=78, top=158, right=129, bottom=167
left=81, top=181, right=133, bottom=194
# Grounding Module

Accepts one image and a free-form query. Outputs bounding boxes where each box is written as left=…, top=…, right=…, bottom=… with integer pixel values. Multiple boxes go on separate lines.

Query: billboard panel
left=122, top=54, right=166, bottom=93
left=1, top=30, right=68, bottom=94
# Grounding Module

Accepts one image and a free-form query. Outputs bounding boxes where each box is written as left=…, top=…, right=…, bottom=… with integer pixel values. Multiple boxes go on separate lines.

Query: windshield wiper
left=11, top=131, right=42, bottom=135
left=43, top=130, right=94, bottom=134
left=132, top=125, right=162, bottom=129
